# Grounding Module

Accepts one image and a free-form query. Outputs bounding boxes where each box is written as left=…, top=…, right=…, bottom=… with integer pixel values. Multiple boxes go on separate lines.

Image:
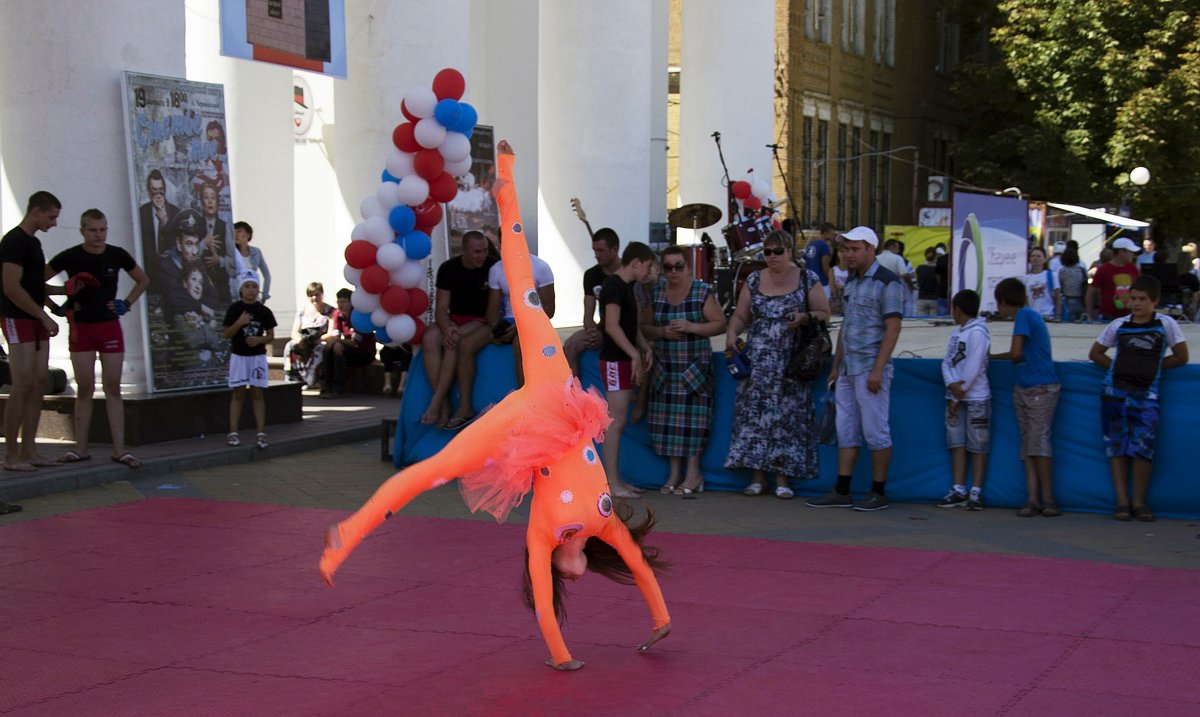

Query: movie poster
left=445, top=125, right=499, bottom=258
left=122, top=72, right=234, bottom=393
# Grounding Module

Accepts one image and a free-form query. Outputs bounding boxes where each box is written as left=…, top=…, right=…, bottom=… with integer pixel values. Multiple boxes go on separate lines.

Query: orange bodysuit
left=320, top=148, right=669, bottom=667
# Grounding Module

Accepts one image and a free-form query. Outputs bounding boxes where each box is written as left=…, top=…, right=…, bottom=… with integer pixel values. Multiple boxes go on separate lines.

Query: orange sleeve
left=526, top=534, right=573, bottom=665
left=600, top=517, right=670, bottom=630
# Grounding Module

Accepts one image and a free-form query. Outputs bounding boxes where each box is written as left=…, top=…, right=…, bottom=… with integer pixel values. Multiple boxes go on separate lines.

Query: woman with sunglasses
left=640, top=245, right=726, bottom=494
left=724, top=230, right=831, bottom=498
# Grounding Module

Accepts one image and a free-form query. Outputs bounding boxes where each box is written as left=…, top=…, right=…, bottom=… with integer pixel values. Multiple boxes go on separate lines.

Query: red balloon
left=380, top=285, right=411, bottom=315
left=344, top=240, right=377, bottom=269
left=407, top=288, right=430, bottom=316
left=392, top=123, right=420, bottom=153
left=428, top=172, right=458, bottom=203
left=408, top=317, right=426, bottom=346
left=732, top=181, right=752, bottom=200
left=413, top=199, right=443, bottom=230
left=743, top=195, right=762, bottom=210
left=400, top=99, right=418, bottom=123
left=413, top=149, right=445, bottom=181
left=432, top=68, right=465, bottom=101
left=359, top=264, right=389, bottom=294
left=772, top=219, right=782, bottom=230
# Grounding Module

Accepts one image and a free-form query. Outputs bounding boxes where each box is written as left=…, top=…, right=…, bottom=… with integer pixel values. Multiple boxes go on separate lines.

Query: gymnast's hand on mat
left=545, top=659, right=586, bottom=671
left=637, top=622, right=672, bottom=652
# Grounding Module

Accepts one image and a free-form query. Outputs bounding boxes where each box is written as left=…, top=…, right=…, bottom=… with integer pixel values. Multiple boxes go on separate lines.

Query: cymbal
left=668, top=203, right=722, bottom=230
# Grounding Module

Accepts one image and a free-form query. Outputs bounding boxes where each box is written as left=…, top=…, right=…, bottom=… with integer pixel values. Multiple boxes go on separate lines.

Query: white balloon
left=396, top=175, right=430, bottom=206
left=350, top=222, right=368, bottom=244
left=350, top=289, right=380, bottom=313
left=370, top=307, right=392, bottom=328
left=360, top=195, right=384, bottom=220
left=414, top=118, right=447, bottom=149
left=444, top=155, right=473, bottom=177
left=364, top=215, right=395, bottom=246
left=376, top=181, right=403, bottom=210
left=385, top=148, right=415, bottom=179
left=385, top=314, right=416, bottom=343
left=376, top=242, right=407, bottom=271
left=404, top=86, right=437, bottom=119
left=438, top=132, right=472, bottom=162
left=395, top=260, right=426, bottom=289
left=1129, top=166, right=1151, bottom=186
left=343, top=265, right=363, bottom=286
left=751, top=179, right=771, bottom=200
left=389, top=267, right=409, bottom=285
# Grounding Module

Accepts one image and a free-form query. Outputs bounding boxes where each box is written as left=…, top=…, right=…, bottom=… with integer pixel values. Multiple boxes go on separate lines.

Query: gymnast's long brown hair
left=521, top=500, right=669, bottom=626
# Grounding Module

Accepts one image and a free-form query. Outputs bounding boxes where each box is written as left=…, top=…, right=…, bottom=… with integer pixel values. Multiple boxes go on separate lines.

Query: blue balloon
left=402, top=230, right=432, bottom=260
left=350, top=309, right=375, bottom=335
left=388, top=205, right=416, bottom=235
left=373, top=325, right=392, bottom=345
left=451, top=102, right=477, bottom=135
left=433, top=99, right=462, bottom=129
left=381, top=169, right=400, bottom=184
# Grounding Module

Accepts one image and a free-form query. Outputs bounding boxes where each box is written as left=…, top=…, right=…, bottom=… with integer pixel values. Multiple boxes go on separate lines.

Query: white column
left=0, top=0, right=186, bottom=393
left=678, top=0, right=776, bottom=242
left=649, top=0, right=669, bottom=240
left=538, top=0, right=655, bottom=327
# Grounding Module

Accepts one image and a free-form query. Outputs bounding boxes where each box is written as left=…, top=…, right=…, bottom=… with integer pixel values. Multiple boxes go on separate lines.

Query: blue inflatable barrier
left=395, top=346, right=1200, bottom=518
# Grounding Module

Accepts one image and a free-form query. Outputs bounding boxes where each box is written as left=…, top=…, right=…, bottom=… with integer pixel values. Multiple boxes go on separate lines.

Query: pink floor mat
left=1, top=498, right=1198, bottom=717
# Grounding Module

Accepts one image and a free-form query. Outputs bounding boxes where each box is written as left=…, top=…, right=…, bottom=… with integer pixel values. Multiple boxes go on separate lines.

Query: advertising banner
left=220, top=0, right=348, bottom=78
left=950, top=192, right=1029, bottom=313
left=445, top=125, right=499, bottom=258
left=883, top=225, right=951, bottom=268
left=122, top=72, right=235, bottom=392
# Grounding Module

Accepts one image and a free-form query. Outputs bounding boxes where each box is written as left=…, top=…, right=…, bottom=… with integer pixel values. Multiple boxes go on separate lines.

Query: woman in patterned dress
left=642, top=246, right=727, bottom=495
left=724, top=230, right=832, bottom=498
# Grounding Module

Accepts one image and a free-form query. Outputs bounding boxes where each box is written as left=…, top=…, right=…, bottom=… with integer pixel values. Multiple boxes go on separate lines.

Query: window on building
left=841, top=0, right=865, bottom=55
left=806, top=0, right=833, bottom=44
left=936, top=6, right=961, bottom=73
left=802, top=117, right=814, bottom=227
left=836, top=123, right=848, bottom=227
left=268, top=0, right=283, bottom=19
left=850, top=126, right=862, bottom=225
left=873, top=0, right=895, bottom=66
left=868, top=129, right=880, bottom=229
left=879, top=132, right=893, bottom=226
left=817, top=119, right=829, bottom=222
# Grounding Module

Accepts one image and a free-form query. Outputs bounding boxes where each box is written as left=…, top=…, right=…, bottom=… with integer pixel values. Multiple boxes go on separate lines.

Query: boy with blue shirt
left=991, top=277, right=1061, bottom=517
left=1088, top=275, right=1188, bottom=522
left=938, top=290, right=991, bottom=510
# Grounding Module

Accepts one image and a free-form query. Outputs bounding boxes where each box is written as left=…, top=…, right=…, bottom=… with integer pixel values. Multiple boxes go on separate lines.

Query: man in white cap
left=1086, top=237, right=1141, bottom=321
left=807, top=226, right=904, bottom=512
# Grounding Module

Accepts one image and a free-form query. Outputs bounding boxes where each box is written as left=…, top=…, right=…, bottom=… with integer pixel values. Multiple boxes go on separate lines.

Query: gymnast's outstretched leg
left=320, top=395, right=526, bottom=584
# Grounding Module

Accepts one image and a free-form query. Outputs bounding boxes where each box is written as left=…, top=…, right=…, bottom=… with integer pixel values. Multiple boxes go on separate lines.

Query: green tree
left=952, top=1, right=1200, bottom=240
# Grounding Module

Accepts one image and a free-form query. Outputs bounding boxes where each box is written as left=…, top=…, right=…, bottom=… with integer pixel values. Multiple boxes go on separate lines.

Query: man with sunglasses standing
left=807, top=226, right=904, bottom=512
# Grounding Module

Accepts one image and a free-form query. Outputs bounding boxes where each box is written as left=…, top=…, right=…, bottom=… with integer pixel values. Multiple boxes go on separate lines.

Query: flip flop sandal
left=1113, top=504, right=1133, bottom=521
left=743, top=483, right=765, bottom=496
left=1017, top=503, right=1042, bottom=518
left=775, top=486, right=795, bottom=500
left=1041, top=504, right=1062, bottom=517
left=1132, top=505, right=1155, bottom=522
left=111, top=452, right=142, bottom=469
left=60, top=450, right=93, bottom=463
left=0, top=502, right=22, bottom=515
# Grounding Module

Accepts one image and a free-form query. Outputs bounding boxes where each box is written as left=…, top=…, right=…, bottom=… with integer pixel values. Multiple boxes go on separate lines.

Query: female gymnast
left=320, top=140, right=671, bottom=671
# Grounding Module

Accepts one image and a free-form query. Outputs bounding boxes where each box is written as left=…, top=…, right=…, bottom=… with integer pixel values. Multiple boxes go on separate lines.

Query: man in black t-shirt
left=420, top=230, right=498, bottom=427
left=1, top=191, right=62, bottom=477
left=598, top=241, right=656, bottom=499
left=563, top=227, right=622, bottom=376
left=45, top=208, right=150, bottom=468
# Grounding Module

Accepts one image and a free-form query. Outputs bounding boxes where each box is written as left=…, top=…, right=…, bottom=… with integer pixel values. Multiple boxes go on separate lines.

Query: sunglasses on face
left=762, top=247, right=787, bottom=256
left=663, top=262, right=687, bottom=272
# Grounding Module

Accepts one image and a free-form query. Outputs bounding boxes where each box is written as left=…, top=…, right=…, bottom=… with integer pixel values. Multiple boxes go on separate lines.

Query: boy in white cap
left=222, top=269, right=276, bottom=449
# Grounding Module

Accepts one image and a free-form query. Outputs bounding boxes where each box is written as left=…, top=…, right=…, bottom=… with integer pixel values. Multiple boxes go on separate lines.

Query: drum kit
left=667, top=200, right=776, bottom=314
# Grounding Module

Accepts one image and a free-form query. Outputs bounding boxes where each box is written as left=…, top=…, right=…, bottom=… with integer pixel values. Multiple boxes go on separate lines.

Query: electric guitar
left=569, top=197, right=596, bottom=241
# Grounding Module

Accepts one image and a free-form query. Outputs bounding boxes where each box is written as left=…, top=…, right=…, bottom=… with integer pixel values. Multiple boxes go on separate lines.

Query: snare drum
left=679, top=244, right=713, bottom=283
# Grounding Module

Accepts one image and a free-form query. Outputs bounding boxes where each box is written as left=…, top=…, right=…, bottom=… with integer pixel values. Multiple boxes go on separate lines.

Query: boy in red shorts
left=46, top=208, right=150, bottom=468
left=1, top=191, right=62, bottom=478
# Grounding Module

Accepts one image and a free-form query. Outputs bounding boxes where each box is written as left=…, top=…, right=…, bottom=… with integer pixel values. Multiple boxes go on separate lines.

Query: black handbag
left=785, top=269, right=832, bottom=382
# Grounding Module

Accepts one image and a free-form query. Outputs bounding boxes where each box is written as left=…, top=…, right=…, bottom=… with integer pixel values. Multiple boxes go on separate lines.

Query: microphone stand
left=712, top=132, right=743, bottom=224
left=767, top=143, right=802, bottom=244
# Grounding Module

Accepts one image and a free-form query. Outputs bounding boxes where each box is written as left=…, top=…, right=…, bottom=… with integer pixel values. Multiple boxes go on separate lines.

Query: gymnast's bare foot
left=545, top=659, right=585, bottom=671
left=319, top=525, right=345, bottom=587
